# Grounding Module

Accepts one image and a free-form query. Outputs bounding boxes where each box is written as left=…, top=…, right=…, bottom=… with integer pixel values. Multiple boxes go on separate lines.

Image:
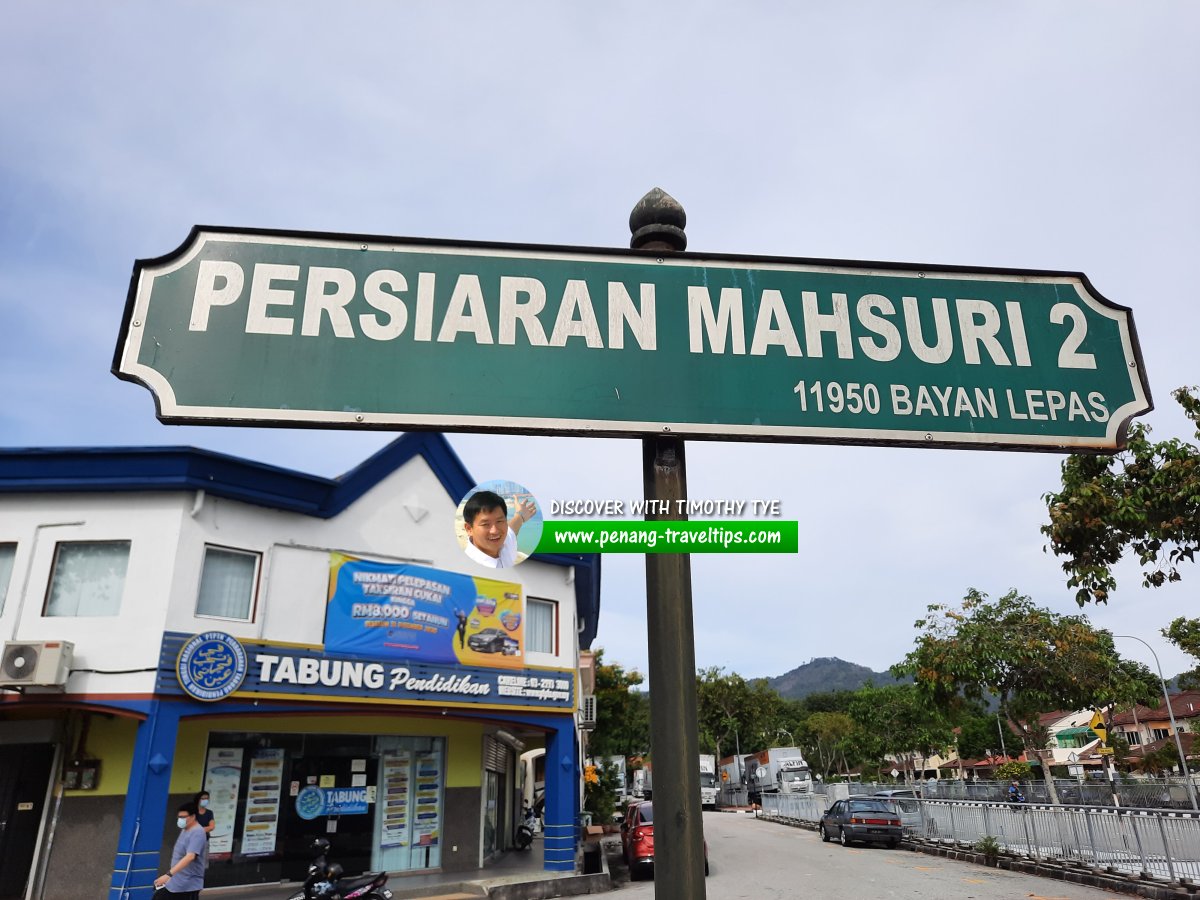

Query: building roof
left=0, top=433, right=602, bottom=648
left=1110, top=704, right=1158, bottom=727
left=1111, top=692, right=1200, bottom=726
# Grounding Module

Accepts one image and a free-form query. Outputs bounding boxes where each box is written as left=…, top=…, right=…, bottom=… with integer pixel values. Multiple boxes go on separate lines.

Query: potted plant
left=974, top=835, right=1002, bottom=867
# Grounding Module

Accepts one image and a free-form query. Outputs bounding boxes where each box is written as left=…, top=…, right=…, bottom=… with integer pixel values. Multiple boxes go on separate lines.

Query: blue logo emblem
left=177, top=631, right=247, bottom=702
left=295, top=786, right=326, bottom=820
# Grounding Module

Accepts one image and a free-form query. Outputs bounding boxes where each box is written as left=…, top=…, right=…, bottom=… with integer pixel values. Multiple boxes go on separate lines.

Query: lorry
left=699, top=754, right=718, bottom=809
left=743, top=747, right=812, bottom=804
left=632, top=764, right=651, bottom=799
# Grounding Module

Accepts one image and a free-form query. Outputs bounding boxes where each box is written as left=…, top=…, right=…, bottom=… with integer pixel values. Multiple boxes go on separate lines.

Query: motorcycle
left=286, top=838, right=393, bottom=900
left=515, top=802, right=540, bottom=850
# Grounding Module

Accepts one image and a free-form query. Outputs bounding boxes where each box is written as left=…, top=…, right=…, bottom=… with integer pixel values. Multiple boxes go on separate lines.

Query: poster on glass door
left=412, top=751, right=442, bottom=847
left=203, top=747, right=244, bottom=857
left=241, top=748, right=285, bottom=856
left=379, top=751, right=411, bottom=848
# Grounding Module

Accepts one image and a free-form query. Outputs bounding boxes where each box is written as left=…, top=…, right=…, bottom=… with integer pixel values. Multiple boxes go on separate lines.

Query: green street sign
left=114, top=226, right=1152, bottom=451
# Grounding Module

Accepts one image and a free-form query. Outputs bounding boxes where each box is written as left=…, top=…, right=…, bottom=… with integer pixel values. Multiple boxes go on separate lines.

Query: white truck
left=632, top=765, right=651, bottom=799
left=699, top=754, right=718, bottom=809
left=744, top=747, right=812, bottom=804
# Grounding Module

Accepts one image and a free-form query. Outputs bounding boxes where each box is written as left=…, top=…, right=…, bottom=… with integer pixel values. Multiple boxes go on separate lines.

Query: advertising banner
left=240, top=748, right=284, bottom=856
left=202, top=747, right=243, bottom=857
left=379, top=751, right=411, bottom=848
left=325, top=555, right=525, bottom=670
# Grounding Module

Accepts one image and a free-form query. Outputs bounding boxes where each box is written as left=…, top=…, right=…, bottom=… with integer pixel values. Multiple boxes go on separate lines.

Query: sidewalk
left=200, top=836, right=612, bottom=900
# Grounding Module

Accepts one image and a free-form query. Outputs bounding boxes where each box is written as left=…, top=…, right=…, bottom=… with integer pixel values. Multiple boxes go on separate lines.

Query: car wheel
left=839, top=827, right=851, bottom=847
left=888, top=839, right=900, bottom=849
left=820, top=824, right=830, bottom=843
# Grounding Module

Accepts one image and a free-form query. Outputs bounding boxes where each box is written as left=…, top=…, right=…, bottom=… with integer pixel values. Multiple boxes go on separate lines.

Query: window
left=1152, top=728, right=1171, bottom=741
left=196, top=546, right=260, bottom=620
left=1124, top=731, right=1142, bottom=746
left=0, top=543, right=15, bottom=615
left=526, top=598, right=556, bottom=654
left=45, top=541, right=130, bottom=616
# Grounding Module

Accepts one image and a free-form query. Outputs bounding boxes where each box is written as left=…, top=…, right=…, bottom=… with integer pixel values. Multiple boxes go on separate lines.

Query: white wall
left=0, top=453, right=581, bottom=698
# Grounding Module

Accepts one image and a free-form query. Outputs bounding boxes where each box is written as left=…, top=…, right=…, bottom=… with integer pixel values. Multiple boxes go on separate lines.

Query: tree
left=695, top=667, right=785, bottom=762
left=1043, top=386, right=1200, bottom=606
left=800, top=711, right=858, bottom=780
left=1163, top=617, right=1200, bottom=690
left=954, top=707, right=1021, bottom=762
left=895, top=589, right=1158, bottom=804
left=993, top=760, right=1029, bottom=782
left=848, top=684, right=954, bottom=783
left=588, top=649, right=649, bottom=760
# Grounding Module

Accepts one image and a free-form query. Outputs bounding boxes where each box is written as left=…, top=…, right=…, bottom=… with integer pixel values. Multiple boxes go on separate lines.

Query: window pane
left=197, top=547, right=258, bottom=620
left=527, top=598, right=555, bottom=654
left=0, top=544, right=15, bottom=616
left=46, top=542, right=130, bottom=617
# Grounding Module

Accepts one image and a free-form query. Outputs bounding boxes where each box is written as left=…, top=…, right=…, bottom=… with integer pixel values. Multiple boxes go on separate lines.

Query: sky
left=3, top=3, right=1198, bottom=686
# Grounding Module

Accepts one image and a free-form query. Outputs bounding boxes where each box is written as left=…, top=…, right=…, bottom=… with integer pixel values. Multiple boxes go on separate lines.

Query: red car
left=621, top=800, right=709, bottom=880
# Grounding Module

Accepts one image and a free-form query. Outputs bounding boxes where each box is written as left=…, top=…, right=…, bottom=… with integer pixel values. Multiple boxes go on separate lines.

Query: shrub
left=974, top=835, right=1002, bottom=864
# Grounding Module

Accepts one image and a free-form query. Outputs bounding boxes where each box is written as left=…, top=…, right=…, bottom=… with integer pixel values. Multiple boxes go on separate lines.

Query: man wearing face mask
left=153, top=801, right=207, bottom=898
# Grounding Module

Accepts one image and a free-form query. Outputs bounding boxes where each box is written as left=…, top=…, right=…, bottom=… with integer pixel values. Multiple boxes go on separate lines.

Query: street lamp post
left=1114, top=634, right=1199, bottom=811
left=777, top=728, right=795, bottom=746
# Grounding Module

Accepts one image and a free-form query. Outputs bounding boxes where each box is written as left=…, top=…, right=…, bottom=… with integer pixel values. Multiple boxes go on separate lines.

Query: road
left=611, top=811, right=1123, bottom=899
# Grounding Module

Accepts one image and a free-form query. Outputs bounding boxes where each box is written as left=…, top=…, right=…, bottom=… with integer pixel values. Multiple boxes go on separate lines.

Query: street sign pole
left=633, top=189, right=707, bottom=900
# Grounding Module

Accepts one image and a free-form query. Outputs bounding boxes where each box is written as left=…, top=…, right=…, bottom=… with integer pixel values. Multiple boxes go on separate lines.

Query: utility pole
left=633, top=188, right=707, bottom=900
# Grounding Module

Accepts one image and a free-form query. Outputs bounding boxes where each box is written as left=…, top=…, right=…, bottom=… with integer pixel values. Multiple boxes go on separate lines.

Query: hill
left=767, top=656, right=909, bottom=700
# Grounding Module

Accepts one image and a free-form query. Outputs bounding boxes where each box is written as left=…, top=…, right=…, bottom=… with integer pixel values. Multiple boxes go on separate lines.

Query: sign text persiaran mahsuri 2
left=115, top=227, right=1152, bottom=451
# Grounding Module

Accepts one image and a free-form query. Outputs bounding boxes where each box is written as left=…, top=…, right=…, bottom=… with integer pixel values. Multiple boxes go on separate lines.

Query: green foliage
left=799, top=710, right=859, bottom=779
left=993, top=760, right=1029, bottom=782
left=1043, top=386, right=1200, bottom=605
left=954, top=708, right=1020, bottom=761
left=1163, top=617, right=1200, bottom=689
left=894, top=588, right=1158, bottom=803
left=1108, top=733, right=1133, bottom=771
left=583, top=762, right=621, bottom=824
left=588, top=649, right=649, bottom=759
left=847, top=684, right=954, bottom=779
left=974, top=834, right=1002, bottom=863
left=695, top=666, right=788, bottom=759
left=1138, top=743, right=1184, bottom=776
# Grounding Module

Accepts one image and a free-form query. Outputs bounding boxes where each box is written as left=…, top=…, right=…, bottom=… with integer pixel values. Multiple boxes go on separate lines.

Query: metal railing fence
left=814, top=778, right=1199, bottom=809
left=760, top=793, right=1200, bottom=886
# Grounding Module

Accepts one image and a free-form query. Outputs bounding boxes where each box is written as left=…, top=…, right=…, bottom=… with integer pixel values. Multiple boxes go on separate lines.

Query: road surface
left=610, top=810, right=1123, bottom=899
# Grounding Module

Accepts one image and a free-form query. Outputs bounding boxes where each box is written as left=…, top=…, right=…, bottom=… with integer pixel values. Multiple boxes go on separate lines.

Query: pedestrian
left=193, top=790, right=216, bottom=837
left=153, top=800, right=207, bottom=898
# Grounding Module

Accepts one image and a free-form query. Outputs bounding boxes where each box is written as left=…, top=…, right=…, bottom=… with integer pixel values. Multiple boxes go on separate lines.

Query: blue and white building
left=0, top=433, right=599, bottom=900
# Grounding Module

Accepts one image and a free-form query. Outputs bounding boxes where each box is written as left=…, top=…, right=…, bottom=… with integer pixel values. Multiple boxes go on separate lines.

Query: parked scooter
left=286, top=838, right=393, bottom=900
left=515, top=802, right=540, bottom=850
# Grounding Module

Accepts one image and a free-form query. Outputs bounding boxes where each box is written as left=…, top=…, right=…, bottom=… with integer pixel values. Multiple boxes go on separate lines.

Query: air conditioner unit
left=580, top=694, right=597, bottom=729
left=1, top=640, right=74, bottom=688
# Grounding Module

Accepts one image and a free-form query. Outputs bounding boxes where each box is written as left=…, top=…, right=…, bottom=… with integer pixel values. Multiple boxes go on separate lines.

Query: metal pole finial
left=629, top=187, right=687, bottom=251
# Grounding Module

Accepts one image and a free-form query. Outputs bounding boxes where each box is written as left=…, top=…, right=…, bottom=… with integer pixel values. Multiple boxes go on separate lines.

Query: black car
left=819, top=797, right=902, bottom=848
left=468, top=628, right=514, bottom=653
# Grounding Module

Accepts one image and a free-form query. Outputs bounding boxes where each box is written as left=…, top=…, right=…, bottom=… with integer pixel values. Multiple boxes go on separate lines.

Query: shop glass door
left=372, top=737, right=444, bottom=872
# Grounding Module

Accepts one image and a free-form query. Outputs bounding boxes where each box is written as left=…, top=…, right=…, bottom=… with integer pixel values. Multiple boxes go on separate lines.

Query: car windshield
left=637, top=804, right=654, bottom=823
left=700, top=773, right=717, bottom=787
left=783, top=771, right=810, bottom=782
left=847, top=801, right=893, bottom=814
